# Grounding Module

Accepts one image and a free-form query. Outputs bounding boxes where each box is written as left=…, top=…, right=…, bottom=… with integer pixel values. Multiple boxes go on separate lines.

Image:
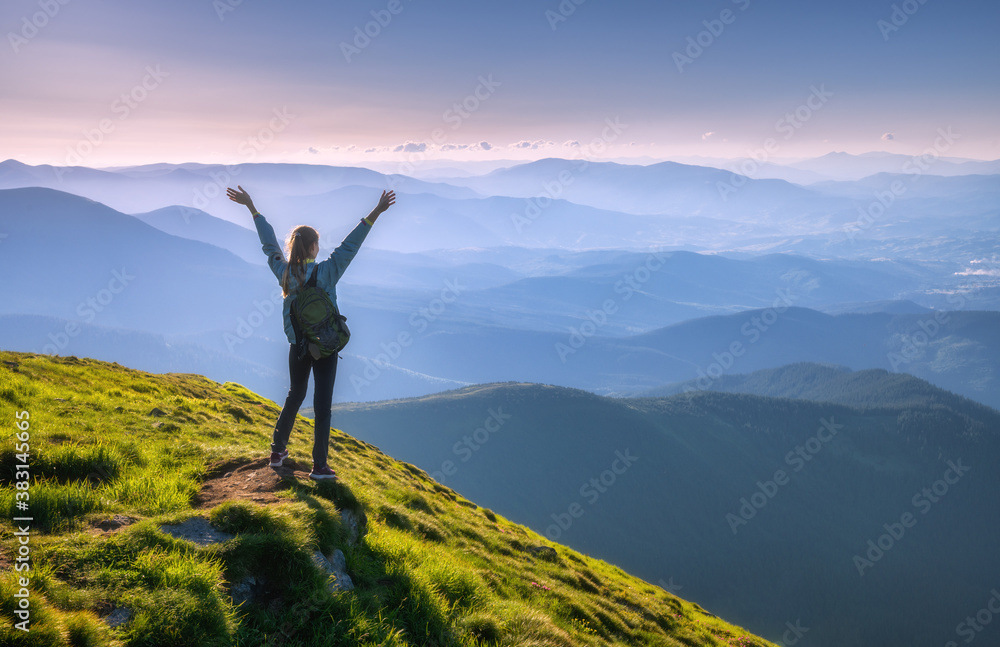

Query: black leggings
left=271, top=345, right=338, bottom=467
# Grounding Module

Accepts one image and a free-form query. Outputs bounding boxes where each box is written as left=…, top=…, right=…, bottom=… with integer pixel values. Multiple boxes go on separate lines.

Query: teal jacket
left=253, top=214, right=372, bottom=344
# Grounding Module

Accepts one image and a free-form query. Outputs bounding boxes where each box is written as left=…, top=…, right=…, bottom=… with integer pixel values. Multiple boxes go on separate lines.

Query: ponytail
left=281, top=225, right=319, bottom=297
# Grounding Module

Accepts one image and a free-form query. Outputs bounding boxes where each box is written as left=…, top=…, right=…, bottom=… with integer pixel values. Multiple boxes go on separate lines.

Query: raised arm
left=227, top=185, right=286, bottom=278
left=363, top=190, right=395, bottom=225
left=324, top=190, right=396, bottom=283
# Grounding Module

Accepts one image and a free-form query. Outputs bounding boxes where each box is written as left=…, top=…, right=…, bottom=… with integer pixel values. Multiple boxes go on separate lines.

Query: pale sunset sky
left=2, top=0, right=998, bottom=168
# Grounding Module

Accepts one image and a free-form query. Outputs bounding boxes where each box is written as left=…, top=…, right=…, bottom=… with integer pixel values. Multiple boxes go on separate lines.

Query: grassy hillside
left=330, top=377, right=1000, bottom=647
left=0, top=351, right=774, bottom=647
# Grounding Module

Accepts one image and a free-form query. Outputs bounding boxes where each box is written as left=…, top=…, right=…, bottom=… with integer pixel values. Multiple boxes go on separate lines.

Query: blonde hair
left=281, top=225, right=319, bottom=297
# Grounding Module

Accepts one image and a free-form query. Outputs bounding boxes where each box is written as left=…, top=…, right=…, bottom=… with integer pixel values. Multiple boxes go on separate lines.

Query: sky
left=2, top=0, right=998, bottom=168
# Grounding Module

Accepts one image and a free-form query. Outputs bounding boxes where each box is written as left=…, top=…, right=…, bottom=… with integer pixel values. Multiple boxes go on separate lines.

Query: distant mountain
left=639, top=362, right=1000, bottom=413
left=331, top=378, right=1000, bottom=647
left=0, top=314, right=284, bottom=397
left=133, top=205, right=263, bottom=264
left=0, top=159, right=479, bottom=220
left=347, top=306, right=1000, bottom=408
left=788, top=151, right=1000, bottom=181
left=817, top=300, right=933, bottom=315
left=436, top=157, right=828, bottom=219
left=0, top=187, right=275, bottom=334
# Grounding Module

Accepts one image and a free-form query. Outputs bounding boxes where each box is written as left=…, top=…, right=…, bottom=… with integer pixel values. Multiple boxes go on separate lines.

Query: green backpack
left=291, top=267, right=350, bottom=360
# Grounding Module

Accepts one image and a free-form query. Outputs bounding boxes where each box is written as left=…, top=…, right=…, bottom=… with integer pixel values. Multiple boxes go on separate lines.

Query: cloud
left=701, top=131, right=716, bottom=141
left=476, top=141, right=493, bottom=151
left=308, top=147, right=319, bottom=154
left=393, top=141, right=428, bottom=153
left=563, top=140, right=581, bottom=148
left=881, top=132, right=895, bottom=141
left=440, top=143, right=469, bottom=151
left=511, top=139, right=554, bottom=150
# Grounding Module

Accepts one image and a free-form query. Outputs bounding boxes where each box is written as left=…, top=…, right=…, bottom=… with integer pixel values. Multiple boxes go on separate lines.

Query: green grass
left=0, top=351, right=777, bottom=647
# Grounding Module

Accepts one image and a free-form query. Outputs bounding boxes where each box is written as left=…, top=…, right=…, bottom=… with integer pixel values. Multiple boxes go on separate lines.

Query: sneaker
left=269, top=449, right=289, bottom=467
left=309, top=465, right=337, bottom=480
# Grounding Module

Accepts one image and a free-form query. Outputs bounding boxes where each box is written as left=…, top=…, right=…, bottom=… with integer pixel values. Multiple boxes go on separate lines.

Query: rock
left=94, top=515, right=137, bottom=533
left=340, top=508, right=365, bottom=545
left=230, top=576, right=257, bottom=608
left=149, top=407, right=168, bottom=417
left=159, top=517, right=234, bottom=546
left=104, top=607, right=132, bottom=628
left=528, top=545, right=559, bottom=561
left=312, top=549, right=354, bottom=592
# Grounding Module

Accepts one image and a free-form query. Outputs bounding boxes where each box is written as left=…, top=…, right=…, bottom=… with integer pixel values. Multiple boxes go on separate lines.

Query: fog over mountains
left=1, top=152, right=997, bottom=647
left=1, top=154, right=997, bottom=408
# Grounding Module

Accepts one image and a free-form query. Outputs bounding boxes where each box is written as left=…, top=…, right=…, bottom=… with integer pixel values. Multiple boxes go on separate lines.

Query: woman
left=227, top=184, right=395, bottom=480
